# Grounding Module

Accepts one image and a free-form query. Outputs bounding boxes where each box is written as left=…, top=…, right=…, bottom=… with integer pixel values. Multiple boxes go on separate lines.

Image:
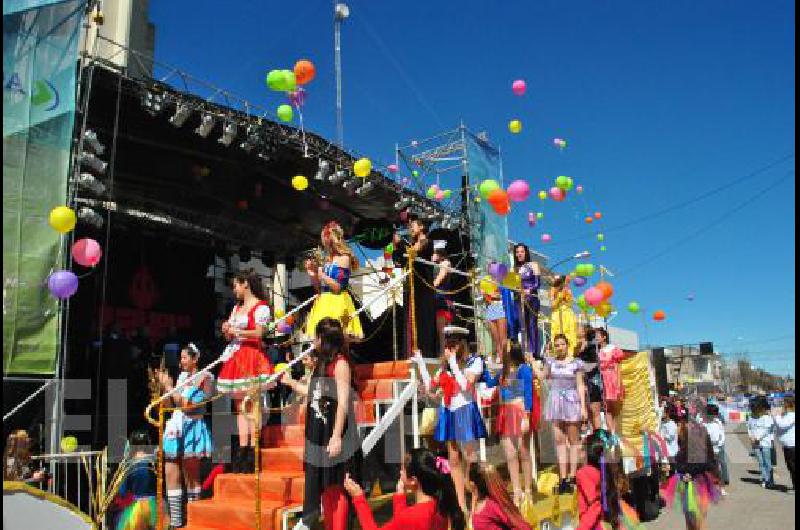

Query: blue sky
left=149, top=0, right=795, bottom=376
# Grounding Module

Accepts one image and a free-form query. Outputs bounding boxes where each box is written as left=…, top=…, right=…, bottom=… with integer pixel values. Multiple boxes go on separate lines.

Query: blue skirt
left=434, top=403, right=488, bottom=442
left=163, top=417, right=212, bottom=459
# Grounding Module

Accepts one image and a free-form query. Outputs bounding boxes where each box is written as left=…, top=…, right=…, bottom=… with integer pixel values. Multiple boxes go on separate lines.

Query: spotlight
left=78, top=151, right=107, bottom=175
left=195, top=114, right=215, bottom=137
left=343, top=179, right=359, bottom=193
left=75, top=172, right=106, bottom=196
left=239, top=124, right=261, bottom=152
left=218, top=121, right=237, bottom=146
left=329, top=169, right=348, bottom=185
left=169, top=102, right=191, bottom=127
left=314, top=159, right=332, bottom=181
left=83, top=130, right=105, bottom=155
left=141, top=91, right=164, bottom=116
left=77, top=206, right=104, bottom=228
left=355, top=181, right=375, bottom=197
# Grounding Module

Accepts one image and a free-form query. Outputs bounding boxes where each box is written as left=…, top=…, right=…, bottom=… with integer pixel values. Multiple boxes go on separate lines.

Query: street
left=648, top=422, right=795, bottom=530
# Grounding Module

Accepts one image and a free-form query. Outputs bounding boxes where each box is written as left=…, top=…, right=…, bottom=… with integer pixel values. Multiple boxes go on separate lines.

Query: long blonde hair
left=322, top=221, right=360, bottom=272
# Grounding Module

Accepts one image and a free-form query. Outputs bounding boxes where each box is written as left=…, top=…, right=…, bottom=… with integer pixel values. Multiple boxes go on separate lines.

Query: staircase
left=184, top=361, right=413, bottom=530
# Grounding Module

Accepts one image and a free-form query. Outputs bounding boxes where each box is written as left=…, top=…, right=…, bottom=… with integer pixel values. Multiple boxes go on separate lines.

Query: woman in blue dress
left=156, top=343, right=214, bottom=528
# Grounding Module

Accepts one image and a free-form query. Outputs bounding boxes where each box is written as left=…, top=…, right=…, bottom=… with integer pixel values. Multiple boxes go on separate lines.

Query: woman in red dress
left=217, top=270, right=274, bottom=473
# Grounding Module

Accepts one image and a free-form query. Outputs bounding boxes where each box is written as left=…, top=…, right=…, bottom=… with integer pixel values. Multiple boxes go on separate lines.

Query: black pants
left=784, top=445, right=795, bottom=489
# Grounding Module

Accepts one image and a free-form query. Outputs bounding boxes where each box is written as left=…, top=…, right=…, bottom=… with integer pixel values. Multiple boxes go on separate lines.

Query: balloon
left=549, top=187, right=566, bottom=201
left=653, top=310, right=666, bottom=321
left=435, top=190, right=445, bottom=201
left=686, top=294, right=695, bottom=301
left=412, top=170, right=420, bottom=177
left=596, top=281, right=614, bottom=300
left=585, top=216, right=594, bottom=224
left=594, top=212, right=602, bottom=220
left=443, top=190, right=452, bottom=199
left=71, top=238, right=102, bottom=267
left=354, top=158, right=372, bottom=178
left=541, top=233, right=552, bottom=243
left=536, top=212, right=544, bottom=219
left=277, top=104, right=294, bottom=122
left=285, top=314, right=295, bottom=326
left=427, top=186, right=437, bottom=199
left=274, top=362, right=289, bottom=375
left=48, top=271, right=78, bottom=299
left=266, top=69, right=283, bottom=90
left=627, top=302, right=640, bottom=314
left=387, top=164, right=398, bottom=173
left=479, top=276, right=498, bottom=296
left=572, top=276, right=587, bottom=287
left=600, top=245, right=606, bottom=252
left=479, top=179, right=501, bottom=199
left=507, top=180, right=531, bottom=202
left=555, top=175, right=571, bottom=191
left=565, top=177, right=574, bottom=191
left=538, top=190, right=547, bottom=201
left=60, top=436, right=78, bottom=453
left=275, top=308, right=286, bottom=319
left=277, top=322, right=292, bottom=335
left=596, top=301, right=613, bottom=318
left=512, top=80, right=526, bottom=96
left=576, top=294, right=589, bottom=311
left=487, top=189, right=510, bottom=214
left=597, top=233, right=605, bottom=241
left=584, top=287, right=604, bottom=307
left=49, top=206, right=76, bottom=234
left=502, top=271, right=521, bottom=291
left=508, top=120, right=522, bottom=134
left=268, top=69, right=296, bottom=92
left=288, top=88, right=307, bottom=107
left=492, top=201, right=511, bottom=215
left=576, top=185, right=584, bottom=194
left=575, top=263, right=596, bottom=277
left=294, top=59, right=316, bottom=85
left=488, top=262, right=508, bottom=282
left=291, top=175, right=308, bottom=191
left=528, top=212, right=536, bottom=227
left=553, top=137, right=564, bottom=147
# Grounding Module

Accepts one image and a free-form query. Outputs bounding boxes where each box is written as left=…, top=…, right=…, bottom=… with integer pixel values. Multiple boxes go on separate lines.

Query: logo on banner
left=129, top=265, right=159, bottom=310
left=4, top=73, right=60, bottom=110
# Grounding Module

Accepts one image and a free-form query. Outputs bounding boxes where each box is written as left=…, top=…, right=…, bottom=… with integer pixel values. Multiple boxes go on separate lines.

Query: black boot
left=242, top=446, right=256, bottom=474
left=231, top=445, right=244, bottom=473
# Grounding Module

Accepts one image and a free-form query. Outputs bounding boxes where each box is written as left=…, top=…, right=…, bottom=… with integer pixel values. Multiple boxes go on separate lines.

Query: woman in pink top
left=467, top=462, right=532, bottom=530
left=595, top=328, right=628, bottom=434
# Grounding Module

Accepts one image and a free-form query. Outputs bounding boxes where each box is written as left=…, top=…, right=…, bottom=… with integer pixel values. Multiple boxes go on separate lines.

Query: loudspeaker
left=652, top=348, right=669, bottom=397
left=699, top=342, right=713, bottom=355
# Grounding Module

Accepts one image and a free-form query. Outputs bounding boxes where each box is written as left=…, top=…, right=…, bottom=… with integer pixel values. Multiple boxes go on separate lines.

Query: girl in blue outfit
left=484, top=342, right=534, bottom=505
left=413, top=325, right=488, bottom=515
left=156, top=343, right=214, bottom=528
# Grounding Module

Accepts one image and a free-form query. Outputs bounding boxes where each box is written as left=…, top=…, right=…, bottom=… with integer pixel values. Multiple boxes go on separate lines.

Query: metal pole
left=334, top=3, right=347, bottom=148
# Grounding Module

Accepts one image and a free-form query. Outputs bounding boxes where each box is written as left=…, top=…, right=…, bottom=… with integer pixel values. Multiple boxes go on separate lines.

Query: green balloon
left=427, top=187, right=437, bottom=199
left=536, top=212, right=544, bottom=219
left=277, top=104, right=294, bottom=122
left=564, top=176, right=574, bottom=191
left=385, top=243, right=394, bottom=254
left=627, top=301, right=640, bottom=314
left=281, top=69, right=297, bottom=92
left=600, top=245, right=607, bottom=252
left=443, top=190, right=452, bottom=199
left=479, top=179, right=501, bottom=199
left=577, top=294, right=589, bottom=311
left=556, top=175, right=571, bottom=191
left=584, top=263, right=595, bottom=276
left=412, top=170, right=420, bottom=177
left=266, top=70, right=283, bottom=90
left=597, top=233, right=605, bottom=241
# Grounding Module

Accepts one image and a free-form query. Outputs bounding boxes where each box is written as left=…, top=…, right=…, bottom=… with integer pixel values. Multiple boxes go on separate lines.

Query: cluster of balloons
left=426, top=184, right=452, bottom=201
left=273, top=308, right=297, bottom=335
left=577, top=281, right=614, bottom=317
left=47, top=206, right=105, bottom=300
left=481, top=262, right=521, bottom=292
left=553, top=138, right=568, bottom=150
left=266, top=59, right=316, bottom=122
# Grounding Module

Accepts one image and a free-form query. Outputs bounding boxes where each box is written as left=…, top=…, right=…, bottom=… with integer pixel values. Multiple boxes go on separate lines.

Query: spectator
left=3, top=430, right=45, bottom=483
left=660, top=404, right=680, bottom=475
left=750, top=397, right=776, bottom=488
left=772, top=397, right=795, bottom=493
left=703, top=404, right=729, bottom=496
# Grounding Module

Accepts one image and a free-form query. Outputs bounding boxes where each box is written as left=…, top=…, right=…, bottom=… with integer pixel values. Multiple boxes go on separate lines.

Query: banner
left=3, top=0, right=83, bottom=374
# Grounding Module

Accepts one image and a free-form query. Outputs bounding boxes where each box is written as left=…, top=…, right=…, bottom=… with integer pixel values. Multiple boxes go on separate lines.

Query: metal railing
left=30, top=449, right=107, bottom=525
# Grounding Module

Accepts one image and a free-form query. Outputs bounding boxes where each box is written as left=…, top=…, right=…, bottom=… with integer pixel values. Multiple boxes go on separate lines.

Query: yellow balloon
left=49, top=206, right=76, bottom=234
left=291, top=175, right=308, bottom=191
left=508, top=119, right=522, bottom=134
left=596, top=301, right=613, bottom=318
left=538, top=190, right=547, bottom=200
left=274, top=362, right=289, bottom=374
left=479, top=276, right=498, bottom=296
left=275, top=308, right=286, bottom=319
left=60, top=435, right=78, bottom=453
left=353, top=158, right=372, bottom=178
left=502, top=271, right=521, bottom=291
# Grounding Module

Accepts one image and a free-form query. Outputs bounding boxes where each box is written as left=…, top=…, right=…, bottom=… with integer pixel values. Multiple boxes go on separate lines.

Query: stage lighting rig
left=77, top=207, right=104, bottom=229
left=83, top=130, right=105, bottom=155
left=78, top=151, right=107, bottom=175
left=218, top=120, right=237, bottom=146
left=74, top=172, right=106, bottom=196
left=239, top=124, right=261, bottom=152
left=141, top=90, right=165, bottom=116
left=394, top=196, right=412, bottom=210
left=314, top=159, right=332, bottom=181
left=169, top=102, right=191, bottom=127
left=343, top=179, right=360, bottom=193
left=329, top=169, right=349, bottom=185
left=195, top=114, right=215, bottom=138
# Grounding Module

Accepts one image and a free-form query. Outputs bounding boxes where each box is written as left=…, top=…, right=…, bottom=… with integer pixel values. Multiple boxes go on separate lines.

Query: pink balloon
left=401, top=177, right=410, bottom=185
left=541, top=233, right=552, bottom=243
left=507, top=180, right=531, bottom=202
left=549, top=187, right=566, bottom=201
left=71, top=238, right=102, bottom=267
left=576, top=185, right=584, bottom=194
left=435, top=190, right=445, bottom=200
left=584, top=287, right=604, bottom=307
left=512, top=79, right=526, bottom=96
left=387, top=164, right=399, bottom=173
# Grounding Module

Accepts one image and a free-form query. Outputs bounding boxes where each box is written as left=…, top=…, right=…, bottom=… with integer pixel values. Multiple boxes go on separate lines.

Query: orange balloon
left=594, top=211, right=602, bottom=220
left=285, top=314, right=295, bottom=326
left=596, top=281, right=614, bottom=300
left=492, top=199, right=511, bottom=215
left=585, top=216, right=594, bottom=224
left=294, top=59, right=316, bottom=85
left=487, top=189, right=510, bottom=215
left=653, top=310, right=666, bottom=321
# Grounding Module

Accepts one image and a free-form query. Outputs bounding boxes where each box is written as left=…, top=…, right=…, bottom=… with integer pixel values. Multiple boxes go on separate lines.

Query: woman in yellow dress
left=304, top=221, right=364, bottom=340
left=549, top=275, right=577, bottom=355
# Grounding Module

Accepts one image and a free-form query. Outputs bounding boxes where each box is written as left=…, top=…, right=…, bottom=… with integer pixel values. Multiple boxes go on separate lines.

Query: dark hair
left=513, top=244, right=531, bottom=267
left=233, top=269, right=268, bottom=301
left=407, top=214, right=428, bottom=233
left=552, top=275, right=566, bottom=288
left=406, top=448, right=465, bottom=530
left=584, top=429, right=624, bottom=527
left=706, top=404, right=719, bottom=418
left=594, top=327, right=609, bottom=343
left=468, top=463, right=531, bottom=530
left=129, top=429, right=151, bottom=447
left=553, top=333, right=570, bottom=346
left=501, top=342, right=526, bottom=386
left=312, top=318, right=350, bottom=378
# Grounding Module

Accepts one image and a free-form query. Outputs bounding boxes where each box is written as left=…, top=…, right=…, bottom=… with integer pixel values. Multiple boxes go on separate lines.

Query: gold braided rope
left=411, top=267, right=477, bottom=296
left=156, top=404, right=165, bottom=530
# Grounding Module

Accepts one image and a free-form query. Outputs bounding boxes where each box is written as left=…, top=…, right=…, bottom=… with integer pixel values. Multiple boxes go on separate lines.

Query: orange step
left=214, top=471, right=305, bottom=504
left=186, top=498, right=286, bottom=530
left=260, top=446, right=305, bottom=473
left=261, top=424, right=306, bottom=448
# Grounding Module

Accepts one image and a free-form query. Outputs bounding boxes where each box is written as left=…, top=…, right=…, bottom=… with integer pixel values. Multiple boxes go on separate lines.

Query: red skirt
left=530, top=383, right=542, bottom=432
left=436, top=309, right=453, bottom=323
left=496, top=402, right=528, bottom=437
left=217, top=343, right=273, bottom=395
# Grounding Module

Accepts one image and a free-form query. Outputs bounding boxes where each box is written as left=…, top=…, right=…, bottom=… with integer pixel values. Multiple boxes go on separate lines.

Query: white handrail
left=361, top=379, right=418, bottom=455
left=3, top=379, right=57, bottom=423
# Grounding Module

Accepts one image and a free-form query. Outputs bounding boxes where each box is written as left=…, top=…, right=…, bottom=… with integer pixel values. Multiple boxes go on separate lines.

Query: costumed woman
left=532, top=334, right=587, bottom=494
left=484, top=342, right=534, bottom=505
left=484, top=274, right=508, bottom=364
left=549, top=275, right=576, bottom=354
left=282, top=318, right=362, bottom=530
left=513, top=244, right=541, bottom=359
left=157, top=343, right=214, bottom=528
left=111, top=430, right=157, bottom=530
left=305, top=221, right=363, bottom=340
left=217, top=270, right=273, bottom=473
left=413, top=325, right=488, bottom=514
left=432, top=240, right=454, bottom=353
left=576, top=324, right=602, bottom=430
left=595, top=328, right=630, bottom=434
left=393, top=214, right=437, bottom=355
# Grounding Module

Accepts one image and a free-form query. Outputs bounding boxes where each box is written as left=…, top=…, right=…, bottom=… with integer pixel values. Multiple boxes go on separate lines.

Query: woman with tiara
left=305, top=220, right=364, bottom=340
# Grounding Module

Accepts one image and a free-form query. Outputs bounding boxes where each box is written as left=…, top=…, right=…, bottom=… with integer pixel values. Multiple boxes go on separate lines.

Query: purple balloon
left=48, top=270, right=78, bottom=299
left=276, top=322, right=292, bottom=335
left=488, top=262, right=508, bottom=282
left=572, top=276, right=587, bottom=287
left=288, top=88, right=307, bottom=107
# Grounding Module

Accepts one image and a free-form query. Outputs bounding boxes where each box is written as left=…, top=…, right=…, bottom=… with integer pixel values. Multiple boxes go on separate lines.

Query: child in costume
left=549, top=275, right=577, bottom=354
left=484, top=342, right=534, bottom=505
left=576, top=429, right=643, bottom=530
left=343, top=448, right=465, bottom=530
left=112, top=430, right=157, bottom=530
left=467, top=462, right=532, bottom=530
left=305, top=221, right=363, bottom=340
left=595, top=328, right=629, bottom=434
left=157, top=343, right=214, bottom=527
left=413, top=325, right=488, bottom=514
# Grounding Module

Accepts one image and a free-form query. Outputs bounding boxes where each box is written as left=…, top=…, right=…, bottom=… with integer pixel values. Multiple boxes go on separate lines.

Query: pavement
left=648, top=422, right=795, bottom=530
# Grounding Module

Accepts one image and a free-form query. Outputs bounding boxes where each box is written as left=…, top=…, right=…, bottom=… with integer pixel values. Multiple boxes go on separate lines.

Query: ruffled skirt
left=434, top=403, right=488, bottom=442
left=163, top=416, right=212, bottom=459
left=496, top=401, right=528, bottom=437
left=544, top=386, right=582, bottom=423
left=305, top=292, right=363, bottom=339
left=217, top=343, right=273, bottom=395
